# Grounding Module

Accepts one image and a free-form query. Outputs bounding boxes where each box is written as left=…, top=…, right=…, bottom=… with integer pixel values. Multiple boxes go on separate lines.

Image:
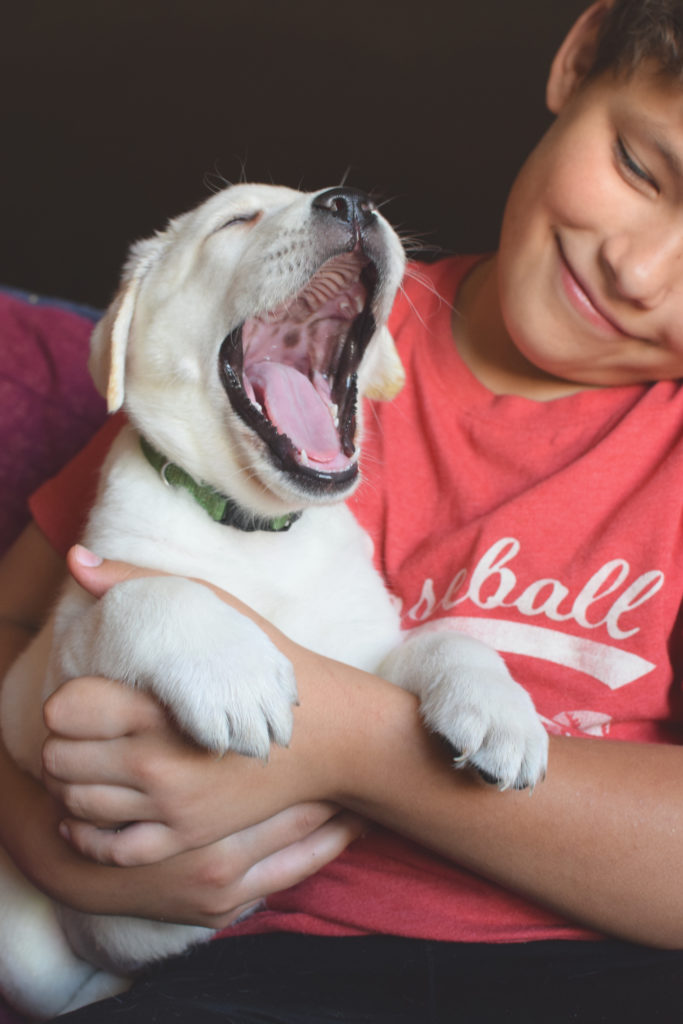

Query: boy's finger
left=48, top=781, right=153, bottom=828
left=66, top=544, right=166, bottom=598
left=66, top=545, right=247, bottom=612
left=66, top=544, right=269, bottom=628
left=43, top=676, right=166, bottom=738
left=243, top=811, right=367, bottom=898
left=62, top=802, right=353, bottom=869
left=60, top=818, right=176, bottom=867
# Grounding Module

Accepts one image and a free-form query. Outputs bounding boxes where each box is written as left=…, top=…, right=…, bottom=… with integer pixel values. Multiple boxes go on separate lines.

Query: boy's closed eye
left=615, top=136, right=660, bottom=194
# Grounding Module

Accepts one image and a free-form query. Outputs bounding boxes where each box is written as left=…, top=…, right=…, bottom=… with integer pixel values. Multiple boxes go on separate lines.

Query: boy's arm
left=42, top=552, right=683, bottom=950
left=5, top=538, right=681, bottom=948
left=51, top=662, right=683, bottom=951
left=0, top=524, right=67, bottom=673
left=0, top=527, right=363, bottom=925
left=46, top=554, right=683, bottom=951
left=348, top=715, right=683, bottom=950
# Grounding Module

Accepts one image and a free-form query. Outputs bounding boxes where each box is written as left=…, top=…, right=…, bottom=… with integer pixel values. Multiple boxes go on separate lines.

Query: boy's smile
left=457, top=47, right=683, bottom=399
left=556, top=235, right=634, bottom=339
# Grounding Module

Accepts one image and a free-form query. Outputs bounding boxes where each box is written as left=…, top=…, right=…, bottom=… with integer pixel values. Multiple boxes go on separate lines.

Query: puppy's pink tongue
left=248, top=362, right=340, bottom=462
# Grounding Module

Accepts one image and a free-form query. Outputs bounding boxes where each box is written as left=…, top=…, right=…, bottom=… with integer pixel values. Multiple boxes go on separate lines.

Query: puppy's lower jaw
left=219, top=250, right=378, bottom=494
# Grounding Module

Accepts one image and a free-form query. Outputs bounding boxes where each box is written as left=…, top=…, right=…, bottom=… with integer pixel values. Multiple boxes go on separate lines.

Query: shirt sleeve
left=29, top=413, right=127, bottom=557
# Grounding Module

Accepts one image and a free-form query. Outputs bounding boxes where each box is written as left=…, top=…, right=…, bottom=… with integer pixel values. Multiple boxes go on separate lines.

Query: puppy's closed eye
left=215, top=211, right=262, bottom=231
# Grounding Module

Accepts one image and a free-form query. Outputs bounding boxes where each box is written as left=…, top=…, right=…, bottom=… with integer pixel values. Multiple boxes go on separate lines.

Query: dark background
left=1, top=0, right=586, bottom=308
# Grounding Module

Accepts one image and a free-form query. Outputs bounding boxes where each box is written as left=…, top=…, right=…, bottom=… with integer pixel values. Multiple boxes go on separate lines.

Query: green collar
left=140, top=436, right=301, bottom=533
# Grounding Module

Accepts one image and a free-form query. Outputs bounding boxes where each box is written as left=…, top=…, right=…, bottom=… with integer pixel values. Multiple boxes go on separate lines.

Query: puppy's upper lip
left=261, top=250, right=368, bottom=325
left=218, top=250, right=377, bottom=488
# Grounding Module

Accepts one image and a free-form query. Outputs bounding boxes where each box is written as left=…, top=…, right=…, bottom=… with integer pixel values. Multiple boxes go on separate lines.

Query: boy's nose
left=600, top=227, right=683, bottom=308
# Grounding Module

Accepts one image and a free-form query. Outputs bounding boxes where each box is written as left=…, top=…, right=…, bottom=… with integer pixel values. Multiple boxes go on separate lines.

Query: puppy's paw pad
left=464, top=717, right=549, bottom=791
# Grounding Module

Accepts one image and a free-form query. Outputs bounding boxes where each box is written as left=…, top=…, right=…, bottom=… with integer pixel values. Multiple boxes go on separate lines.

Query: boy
left=3, top=0, right=683, bottom=1019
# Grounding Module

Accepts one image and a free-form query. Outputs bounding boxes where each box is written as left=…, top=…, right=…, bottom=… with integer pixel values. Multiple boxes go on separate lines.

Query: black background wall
left=1, top=0, right=586, bottom=307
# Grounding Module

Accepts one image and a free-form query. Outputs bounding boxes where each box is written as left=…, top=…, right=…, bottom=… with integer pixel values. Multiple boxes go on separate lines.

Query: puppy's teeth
left=354, top=295, right=364, bottom=313
left=300, top=449, right=310, bottom=466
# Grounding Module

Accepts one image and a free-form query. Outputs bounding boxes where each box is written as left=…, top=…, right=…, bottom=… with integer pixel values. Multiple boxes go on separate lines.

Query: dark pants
left=52, top=933, right=683, bottom=1023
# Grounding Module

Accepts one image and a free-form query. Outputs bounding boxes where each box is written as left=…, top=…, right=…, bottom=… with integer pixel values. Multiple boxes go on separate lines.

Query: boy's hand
left=41, top=546, right=365, bottom=873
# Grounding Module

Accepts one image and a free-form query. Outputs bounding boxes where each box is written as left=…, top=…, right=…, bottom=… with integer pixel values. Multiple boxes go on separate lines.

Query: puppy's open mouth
left=219, top=250, right=377, bottom=488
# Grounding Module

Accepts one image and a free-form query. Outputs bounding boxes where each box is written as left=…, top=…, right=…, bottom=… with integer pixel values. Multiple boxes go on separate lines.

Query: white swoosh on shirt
left=409, top=617, right=655, bottom=690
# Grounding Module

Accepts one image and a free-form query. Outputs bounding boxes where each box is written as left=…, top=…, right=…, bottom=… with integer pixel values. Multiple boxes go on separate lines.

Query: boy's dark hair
left=589, top=0, right=683, bottom=79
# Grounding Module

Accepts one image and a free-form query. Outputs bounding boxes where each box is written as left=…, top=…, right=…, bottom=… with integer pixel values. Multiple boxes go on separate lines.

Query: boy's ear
left=546, top=1, right=613, bottom=113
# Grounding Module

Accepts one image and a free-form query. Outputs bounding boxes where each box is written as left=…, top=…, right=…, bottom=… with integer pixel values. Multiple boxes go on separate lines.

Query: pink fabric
left=0, top=293, right=105, bottom=553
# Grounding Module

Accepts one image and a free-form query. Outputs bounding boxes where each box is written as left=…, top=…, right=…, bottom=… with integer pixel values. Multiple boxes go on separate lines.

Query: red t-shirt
left=30, top=257, right=683, bottom=944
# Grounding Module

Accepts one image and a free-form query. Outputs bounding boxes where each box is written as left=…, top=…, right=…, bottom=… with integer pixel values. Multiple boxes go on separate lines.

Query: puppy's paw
left=60, top=576, right=298, bottom=759
left=166, top=620, right=297, bottom=759
left=429, top=681, right=549, bottom=792
left=381, top=632, right=548, bottom=791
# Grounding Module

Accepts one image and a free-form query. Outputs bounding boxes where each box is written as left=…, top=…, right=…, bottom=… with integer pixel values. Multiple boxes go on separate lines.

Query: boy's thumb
left=66, top=544, right=165, bottom=598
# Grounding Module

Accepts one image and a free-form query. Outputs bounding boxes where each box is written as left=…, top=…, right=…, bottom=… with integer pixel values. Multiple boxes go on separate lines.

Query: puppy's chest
left=85, top=476, right=400, bottom=670
left=195, top=518, right=377, bottom=633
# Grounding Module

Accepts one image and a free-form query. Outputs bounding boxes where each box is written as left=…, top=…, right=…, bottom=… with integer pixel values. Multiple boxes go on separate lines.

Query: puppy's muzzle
left=219, top=187, right=389, bottom=496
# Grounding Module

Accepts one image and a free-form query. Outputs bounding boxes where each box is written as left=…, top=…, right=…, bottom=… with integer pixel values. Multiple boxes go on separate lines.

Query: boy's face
left=496, top=62, right=683, bottom=388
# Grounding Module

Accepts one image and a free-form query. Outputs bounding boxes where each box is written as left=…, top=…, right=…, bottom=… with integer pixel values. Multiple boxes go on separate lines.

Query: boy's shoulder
left=390, top=255, right=484, bottom=337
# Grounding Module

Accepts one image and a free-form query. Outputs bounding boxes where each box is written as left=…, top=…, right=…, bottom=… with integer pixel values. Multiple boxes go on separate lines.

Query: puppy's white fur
left=0, top=184, right=548, bottom=1018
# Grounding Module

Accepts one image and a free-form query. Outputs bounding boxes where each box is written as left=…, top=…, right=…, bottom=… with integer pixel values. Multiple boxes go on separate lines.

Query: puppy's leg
left=380, top=632, right=548, bottom=791
left=56, top=576, right=297, bottom=758
left=0, top=848, right=99, bottom=1020
left=58, top=971, right=131, bottom=1016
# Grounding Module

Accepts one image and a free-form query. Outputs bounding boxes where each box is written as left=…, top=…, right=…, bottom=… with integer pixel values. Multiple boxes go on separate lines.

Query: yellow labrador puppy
left=0, top=184, right=548, bottom=1018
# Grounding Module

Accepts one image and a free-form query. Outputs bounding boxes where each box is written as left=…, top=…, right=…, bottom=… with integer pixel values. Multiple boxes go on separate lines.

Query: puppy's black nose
left=312, top=187, right=376, bottom=229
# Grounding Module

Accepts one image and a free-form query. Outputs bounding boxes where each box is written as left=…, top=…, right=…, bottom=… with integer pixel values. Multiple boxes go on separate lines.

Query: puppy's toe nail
left=445, top=741, right=465, bottom=761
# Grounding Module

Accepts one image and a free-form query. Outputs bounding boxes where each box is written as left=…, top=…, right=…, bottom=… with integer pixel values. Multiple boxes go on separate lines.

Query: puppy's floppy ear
left=358, top=325, right=405, bottom=401
left=89, top=280, right=140, bottom=412
left=89, top=234, right=164, bottom=412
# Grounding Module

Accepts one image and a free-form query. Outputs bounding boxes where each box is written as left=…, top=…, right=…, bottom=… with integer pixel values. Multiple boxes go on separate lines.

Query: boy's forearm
left=319, top=657, right=683, bottom=948
left=7, top=537, right=683, bottom=946
left=0, top=621, right=34, bottom=678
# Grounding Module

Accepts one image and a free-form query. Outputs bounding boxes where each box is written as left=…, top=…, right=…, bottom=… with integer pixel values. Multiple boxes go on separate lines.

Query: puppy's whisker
left=400, top=266, right=457, bottom=321
left=203, top=165, right=234, bottom=196
left=238, top=156, right=250, bottom=184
